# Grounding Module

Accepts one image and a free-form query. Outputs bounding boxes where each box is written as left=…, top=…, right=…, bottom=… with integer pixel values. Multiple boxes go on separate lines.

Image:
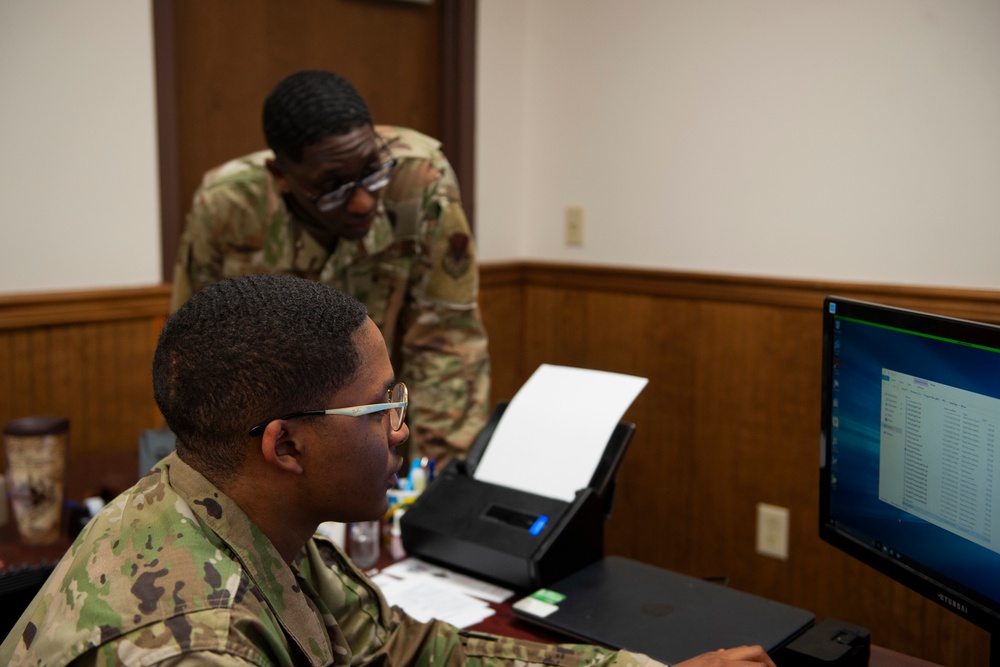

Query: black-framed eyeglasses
left=248, top=382, right=407, bottom=437
left=308, top=141, right=397, bottom=212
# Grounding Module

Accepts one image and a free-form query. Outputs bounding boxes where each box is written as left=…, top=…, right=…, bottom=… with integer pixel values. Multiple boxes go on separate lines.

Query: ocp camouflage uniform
left=170, top=126, right=490, bottom=463
left=0, top=454, right=662, bottom=667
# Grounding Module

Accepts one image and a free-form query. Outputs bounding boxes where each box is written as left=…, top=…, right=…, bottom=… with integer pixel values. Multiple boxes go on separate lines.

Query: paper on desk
left=372, top=557, right=508, bottom=627
left=371, top=572, right=496, bottom=626
left=381, top=557, right=513, bottom=602
left=473, top=364, right=648, bottom=502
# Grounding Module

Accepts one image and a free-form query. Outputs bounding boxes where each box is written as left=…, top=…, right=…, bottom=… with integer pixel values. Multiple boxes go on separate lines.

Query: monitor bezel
left=819, top=295, right=1000, bottom=635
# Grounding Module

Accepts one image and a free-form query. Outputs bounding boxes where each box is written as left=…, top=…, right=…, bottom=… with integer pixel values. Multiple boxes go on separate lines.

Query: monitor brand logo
left=937, top=593, right=968, bottom=615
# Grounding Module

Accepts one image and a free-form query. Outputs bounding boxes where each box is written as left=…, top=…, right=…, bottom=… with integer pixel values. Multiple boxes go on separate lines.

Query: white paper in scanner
left=473, top=364, right=648, bottom=502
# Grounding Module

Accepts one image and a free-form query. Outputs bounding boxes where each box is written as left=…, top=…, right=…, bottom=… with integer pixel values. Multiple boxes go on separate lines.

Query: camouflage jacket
left=170, top=126, right=490, bottom=462
left=1, top=454, right=662, bottom=667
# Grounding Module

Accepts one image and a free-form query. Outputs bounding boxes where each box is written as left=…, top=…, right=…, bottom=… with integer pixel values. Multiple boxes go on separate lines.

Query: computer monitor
left=820, top=296, right=1000, bottom=664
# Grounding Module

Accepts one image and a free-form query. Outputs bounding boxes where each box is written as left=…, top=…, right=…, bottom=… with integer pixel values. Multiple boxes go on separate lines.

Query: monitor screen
left=820, top=296, right=1000, bottom=636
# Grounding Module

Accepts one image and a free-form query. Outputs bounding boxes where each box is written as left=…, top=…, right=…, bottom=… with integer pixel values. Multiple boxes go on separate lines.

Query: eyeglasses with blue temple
left=248, top=381, right=408, bottom=436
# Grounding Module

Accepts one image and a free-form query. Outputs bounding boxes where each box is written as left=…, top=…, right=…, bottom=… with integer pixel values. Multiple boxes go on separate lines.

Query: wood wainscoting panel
left=480, top=261, right=997, bottom=666
left=0, top=286, right=171, bottom=492
left=2, top=268, right=997, bottom=663
left=478, top=262, right=526, bottom=407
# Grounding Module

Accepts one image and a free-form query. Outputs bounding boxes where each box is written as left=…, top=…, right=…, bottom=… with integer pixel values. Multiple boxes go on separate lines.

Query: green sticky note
left=529, top=588, right=566, bottom=605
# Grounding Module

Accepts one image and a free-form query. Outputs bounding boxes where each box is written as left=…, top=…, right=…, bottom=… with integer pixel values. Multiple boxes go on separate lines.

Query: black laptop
left=512, top=556, right=814, bottom=665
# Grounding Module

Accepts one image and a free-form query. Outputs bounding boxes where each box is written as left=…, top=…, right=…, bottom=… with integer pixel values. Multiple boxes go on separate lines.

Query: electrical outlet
left=756, top=503, right=790, bottom=560
left=565, top=206, right=584, bottom=246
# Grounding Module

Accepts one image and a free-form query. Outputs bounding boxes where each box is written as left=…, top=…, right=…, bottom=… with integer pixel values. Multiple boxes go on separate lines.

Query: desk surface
left=1, top=449, right=139, bottom=570
left=467, top=595, right=940, bottom=667
left=0, top=450, right=943, bottom=667
left=0, top=543, right=943, bottom=666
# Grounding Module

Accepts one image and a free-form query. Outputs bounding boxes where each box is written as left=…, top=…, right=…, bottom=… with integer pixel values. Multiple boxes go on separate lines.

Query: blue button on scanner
left=529, top=515, right=549, bottom=536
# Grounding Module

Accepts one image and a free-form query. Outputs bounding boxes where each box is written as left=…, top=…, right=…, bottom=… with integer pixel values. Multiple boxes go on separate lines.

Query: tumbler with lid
left=3, top=415, right=68, bottom=545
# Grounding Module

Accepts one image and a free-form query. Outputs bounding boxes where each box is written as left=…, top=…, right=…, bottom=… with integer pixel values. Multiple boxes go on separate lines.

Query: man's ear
left=266, top=158, right=293, bottom=194
left=259, top=419, right=304, bottom=474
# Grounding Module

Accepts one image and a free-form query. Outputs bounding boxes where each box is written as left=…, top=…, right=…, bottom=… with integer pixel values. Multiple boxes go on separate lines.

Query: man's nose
left=346, top=185, right=376, bottom=214
left=391, top=422, right=410, bottom=447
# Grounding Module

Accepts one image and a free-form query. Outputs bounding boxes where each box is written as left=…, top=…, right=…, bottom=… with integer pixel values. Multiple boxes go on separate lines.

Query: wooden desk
left=0, top=448, right=139, bottom=569
left=0, top=519, right=69, bottom=570
left=468, top=599, right=940, bottom=666
left=1, top=456, right=942, bottom=667
left=460, top=569, right=941, bottom=667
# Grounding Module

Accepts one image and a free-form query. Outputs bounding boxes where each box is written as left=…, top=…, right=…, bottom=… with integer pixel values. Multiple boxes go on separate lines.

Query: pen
left=457, top=630, right=498, bottom=641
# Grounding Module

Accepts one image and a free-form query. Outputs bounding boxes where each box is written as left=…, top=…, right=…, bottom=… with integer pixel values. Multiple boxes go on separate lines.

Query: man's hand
left=672, top=644, right=777, bottom=667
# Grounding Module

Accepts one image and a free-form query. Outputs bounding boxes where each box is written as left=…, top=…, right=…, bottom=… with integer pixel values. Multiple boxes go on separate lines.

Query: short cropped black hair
left=262, top=70, right=373, bottom=163
left=153, top=274, right=370, bottom=480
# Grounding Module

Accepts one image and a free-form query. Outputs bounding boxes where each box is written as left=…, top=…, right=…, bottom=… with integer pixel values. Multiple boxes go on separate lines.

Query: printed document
left=473, top=364, right=648, bottom=502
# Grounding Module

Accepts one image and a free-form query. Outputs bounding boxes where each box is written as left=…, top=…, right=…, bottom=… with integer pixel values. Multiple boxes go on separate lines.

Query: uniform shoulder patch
left=442, top=233, right=472, bottom=279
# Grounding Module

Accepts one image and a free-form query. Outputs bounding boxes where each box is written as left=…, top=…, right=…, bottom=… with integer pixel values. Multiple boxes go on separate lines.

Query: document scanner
left=400, top=403, right=635, bottom=590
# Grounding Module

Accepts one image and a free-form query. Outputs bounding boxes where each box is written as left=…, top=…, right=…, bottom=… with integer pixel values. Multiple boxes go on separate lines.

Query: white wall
left=476, top=0, right=1000, bottom=290
left=3, top=2, right=998, bottom=295
left=0, top=0, right=159, bottom=295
